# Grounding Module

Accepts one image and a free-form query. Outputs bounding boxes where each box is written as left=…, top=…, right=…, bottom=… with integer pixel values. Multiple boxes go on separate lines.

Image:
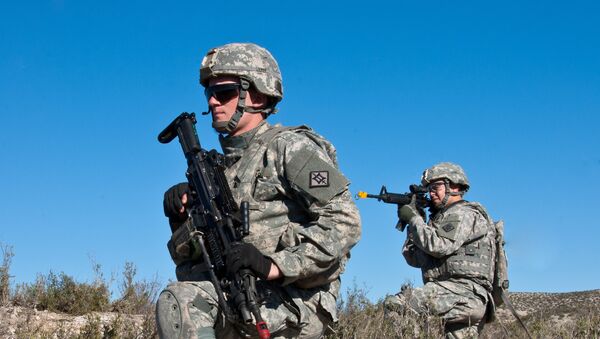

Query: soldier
left=156, top=43, right=361, bottom=339
left=385, top=162, right=496, bottom=338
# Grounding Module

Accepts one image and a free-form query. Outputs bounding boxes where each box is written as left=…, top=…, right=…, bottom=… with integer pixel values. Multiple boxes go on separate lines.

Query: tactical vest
left=225, top=124, right=344, bottom=288
left=422, top=201, right=496, bottom=289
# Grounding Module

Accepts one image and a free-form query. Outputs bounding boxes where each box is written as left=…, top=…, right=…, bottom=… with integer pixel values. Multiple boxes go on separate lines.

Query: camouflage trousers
left=384, top=280, right=489, bottom=339
left=156, top=279, right=334, bottom=339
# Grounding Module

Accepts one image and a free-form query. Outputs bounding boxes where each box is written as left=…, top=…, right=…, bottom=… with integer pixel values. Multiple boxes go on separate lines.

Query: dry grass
left=0, top=244, right=14, bottom=306
left=328, top=283, right=600, bottom=339
left=326, top=283, right=443, bottom=339
left=2, top=245, right=599, bottom=338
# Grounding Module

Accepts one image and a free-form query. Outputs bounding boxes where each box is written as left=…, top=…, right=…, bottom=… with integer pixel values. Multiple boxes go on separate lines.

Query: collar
left=219, top=121, right=270, bottom=165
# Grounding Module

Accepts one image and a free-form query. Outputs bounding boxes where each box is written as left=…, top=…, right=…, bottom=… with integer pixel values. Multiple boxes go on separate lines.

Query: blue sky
left=1, top=1, right=599, bottom=301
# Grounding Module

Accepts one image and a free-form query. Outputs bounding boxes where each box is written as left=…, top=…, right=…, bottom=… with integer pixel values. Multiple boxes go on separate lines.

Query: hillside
left=481, top=290, right=600, bottom=338
left=329, top=288, right=600, bottom=339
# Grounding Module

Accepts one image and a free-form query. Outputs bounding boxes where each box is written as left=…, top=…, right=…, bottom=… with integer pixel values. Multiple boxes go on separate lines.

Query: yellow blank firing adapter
left=357, top=191, right=368, bottom=199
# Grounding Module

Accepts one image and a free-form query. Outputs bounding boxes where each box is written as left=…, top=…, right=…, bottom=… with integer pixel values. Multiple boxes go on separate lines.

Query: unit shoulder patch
left=436, top=216, right=460, bottom=241
left=285, top=148, right=348, bottom=204
left=309, top=171, right=330, bottom=188
left=442, top=223, right=455, bottom=233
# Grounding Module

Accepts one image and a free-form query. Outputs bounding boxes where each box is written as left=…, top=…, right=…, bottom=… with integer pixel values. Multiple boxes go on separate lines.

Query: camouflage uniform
left=156, top=43, right=361, bottom=339
left=386, top=163, right=495, bottom=339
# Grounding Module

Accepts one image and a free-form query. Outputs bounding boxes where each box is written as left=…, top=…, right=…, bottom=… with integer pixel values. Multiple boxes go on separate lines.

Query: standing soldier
left=156, top=43, right=361, bottom=339
left=386, top=162, right=495, bottom=338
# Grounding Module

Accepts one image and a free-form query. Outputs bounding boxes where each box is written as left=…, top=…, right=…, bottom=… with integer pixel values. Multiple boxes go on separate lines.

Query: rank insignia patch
left=309, top=171, right=330, bottom=188
left=442, top=223, right=455, bottom=233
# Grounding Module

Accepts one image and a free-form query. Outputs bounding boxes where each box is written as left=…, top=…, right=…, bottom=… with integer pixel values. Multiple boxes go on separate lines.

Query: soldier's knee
left=384, top=293, right=403, bottom=306
left=384, top=293, right=407, bottom=312
left=156, top=283, right=217, bottom=339
left=156, top=289, right=184, bottom=338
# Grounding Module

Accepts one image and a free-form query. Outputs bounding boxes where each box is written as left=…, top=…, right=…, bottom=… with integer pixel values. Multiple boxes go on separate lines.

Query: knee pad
left=156, top=284, right=218, bottom=339
left=156, top=290, right=183, bottom=338
left=384, top=293, right=406, bottom=312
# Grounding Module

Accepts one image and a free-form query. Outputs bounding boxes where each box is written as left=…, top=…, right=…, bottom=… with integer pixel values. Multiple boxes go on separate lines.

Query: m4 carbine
left=357, top=184, right=430, bottom=231
left=357, top=184, right=427, bottom=205
left=158, top=112, right=270, bottom=339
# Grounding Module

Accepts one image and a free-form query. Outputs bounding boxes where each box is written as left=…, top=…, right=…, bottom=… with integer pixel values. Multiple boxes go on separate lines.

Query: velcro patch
left=442, top=224, right=455, bottom=233
left=286, top=148, right=348, bottom=204
left=309, top=171, right=330, bottom=188
left=437, top=217, right=460, bottom=240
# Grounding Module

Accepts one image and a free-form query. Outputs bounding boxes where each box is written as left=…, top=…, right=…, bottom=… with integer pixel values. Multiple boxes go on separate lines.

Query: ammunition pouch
left=167, top=219, right=201, bottom=266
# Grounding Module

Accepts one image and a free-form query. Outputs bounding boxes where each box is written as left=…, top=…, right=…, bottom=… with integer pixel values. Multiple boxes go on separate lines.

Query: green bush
left=37, top=271, right=111, bottom=315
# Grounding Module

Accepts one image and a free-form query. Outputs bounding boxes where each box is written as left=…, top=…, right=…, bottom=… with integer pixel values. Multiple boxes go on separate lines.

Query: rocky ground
left=0, top=306, right=154, bottom=339
left=0, top=290, right=598, bottom=338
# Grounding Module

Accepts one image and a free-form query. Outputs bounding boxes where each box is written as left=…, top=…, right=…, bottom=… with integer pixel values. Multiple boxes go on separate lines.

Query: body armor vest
left=224, top=124, right=343, bottom=288
left=422, top=201, right=496, bottom=289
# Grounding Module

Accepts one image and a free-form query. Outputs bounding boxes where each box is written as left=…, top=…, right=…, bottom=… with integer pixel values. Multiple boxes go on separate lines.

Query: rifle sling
left=500, top=289, right=533, bottom=339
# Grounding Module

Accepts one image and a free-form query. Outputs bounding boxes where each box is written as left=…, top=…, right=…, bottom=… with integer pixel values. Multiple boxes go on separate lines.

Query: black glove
left=396, top=194, right=423, bottom=231
left=163, top=182, right=191, bottom=221
left=226, top=243, right=272, bottom=280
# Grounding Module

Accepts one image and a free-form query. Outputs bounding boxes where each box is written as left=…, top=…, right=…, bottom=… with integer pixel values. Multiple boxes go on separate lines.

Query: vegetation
left=328, top=283, right=600, bottom=339
left=325, top=283, right=445, bottom=339
left=1, top=245, right=599, bottom=338
left=0, top=243, right=159, bottom=338
left=0, top=244, right=13, bottom=306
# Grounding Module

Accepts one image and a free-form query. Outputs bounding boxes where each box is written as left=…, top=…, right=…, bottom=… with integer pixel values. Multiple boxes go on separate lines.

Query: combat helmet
left=421, top=162, right=469, bottom=208
left=200, top=43, right=283, bottom=133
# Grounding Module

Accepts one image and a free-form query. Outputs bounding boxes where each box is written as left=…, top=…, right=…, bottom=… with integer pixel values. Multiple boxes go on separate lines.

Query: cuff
left=267, top=251, right=303, bottom=286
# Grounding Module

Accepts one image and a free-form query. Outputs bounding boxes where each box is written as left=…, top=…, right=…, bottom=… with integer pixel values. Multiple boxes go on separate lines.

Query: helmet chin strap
left=211, top=78, right=251, bottom=133
left=209, top=78, right=276, bottom=134
left=438, top=179, right=466, bottom=210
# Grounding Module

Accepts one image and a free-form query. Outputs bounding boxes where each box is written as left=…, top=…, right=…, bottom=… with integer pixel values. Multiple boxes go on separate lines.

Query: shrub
left=37, top=271, right=111, bottom=314
left=10, top=259, right=111, bottom=315
left=0, top=244, right=14, bottom=306
left=111, top=261, right=160, bottom=315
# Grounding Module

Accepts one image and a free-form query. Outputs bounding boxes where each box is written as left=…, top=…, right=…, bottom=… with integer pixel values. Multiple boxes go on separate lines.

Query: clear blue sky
left=1, top=1, right=599, bottom=301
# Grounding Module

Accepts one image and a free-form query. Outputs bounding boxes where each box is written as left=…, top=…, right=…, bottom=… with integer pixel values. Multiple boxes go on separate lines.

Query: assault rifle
left=158, top=112, right=270, bottom=339
left=357, top=184, right=429, bottom=231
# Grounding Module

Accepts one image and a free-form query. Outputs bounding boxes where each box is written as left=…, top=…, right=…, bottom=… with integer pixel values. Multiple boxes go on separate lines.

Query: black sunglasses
left=204, top=83, right=241, bottom=103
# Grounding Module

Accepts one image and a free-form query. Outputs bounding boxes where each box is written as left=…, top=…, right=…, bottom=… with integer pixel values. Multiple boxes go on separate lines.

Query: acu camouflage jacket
left=403, top=200, right=496, bottom=290
left=219, top=121, right=362, bottom=294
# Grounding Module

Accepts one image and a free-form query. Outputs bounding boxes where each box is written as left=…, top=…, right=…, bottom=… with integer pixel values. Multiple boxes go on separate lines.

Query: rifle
left=158, top=112, right=270, bottom=339
left=357, top=184, right=429, bottom=231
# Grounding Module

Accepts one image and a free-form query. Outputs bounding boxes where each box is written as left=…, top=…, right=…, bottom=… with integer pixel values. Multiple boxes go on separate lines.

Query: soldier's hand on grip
left=226, top=243, right=272, bottom=280
left=398, top=194, right=424, bottom=228
left=163, top=182, right=191, bottom=221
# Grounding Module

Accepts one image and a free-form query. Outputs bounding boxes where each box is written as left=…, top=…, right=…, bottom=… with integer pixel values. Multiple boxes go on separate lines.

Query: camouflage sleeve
left=402, top=238, right=421, bottom=268
left=266, top=132, right=362, bottom=285
left=407, top=207, right=479, bottom=258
